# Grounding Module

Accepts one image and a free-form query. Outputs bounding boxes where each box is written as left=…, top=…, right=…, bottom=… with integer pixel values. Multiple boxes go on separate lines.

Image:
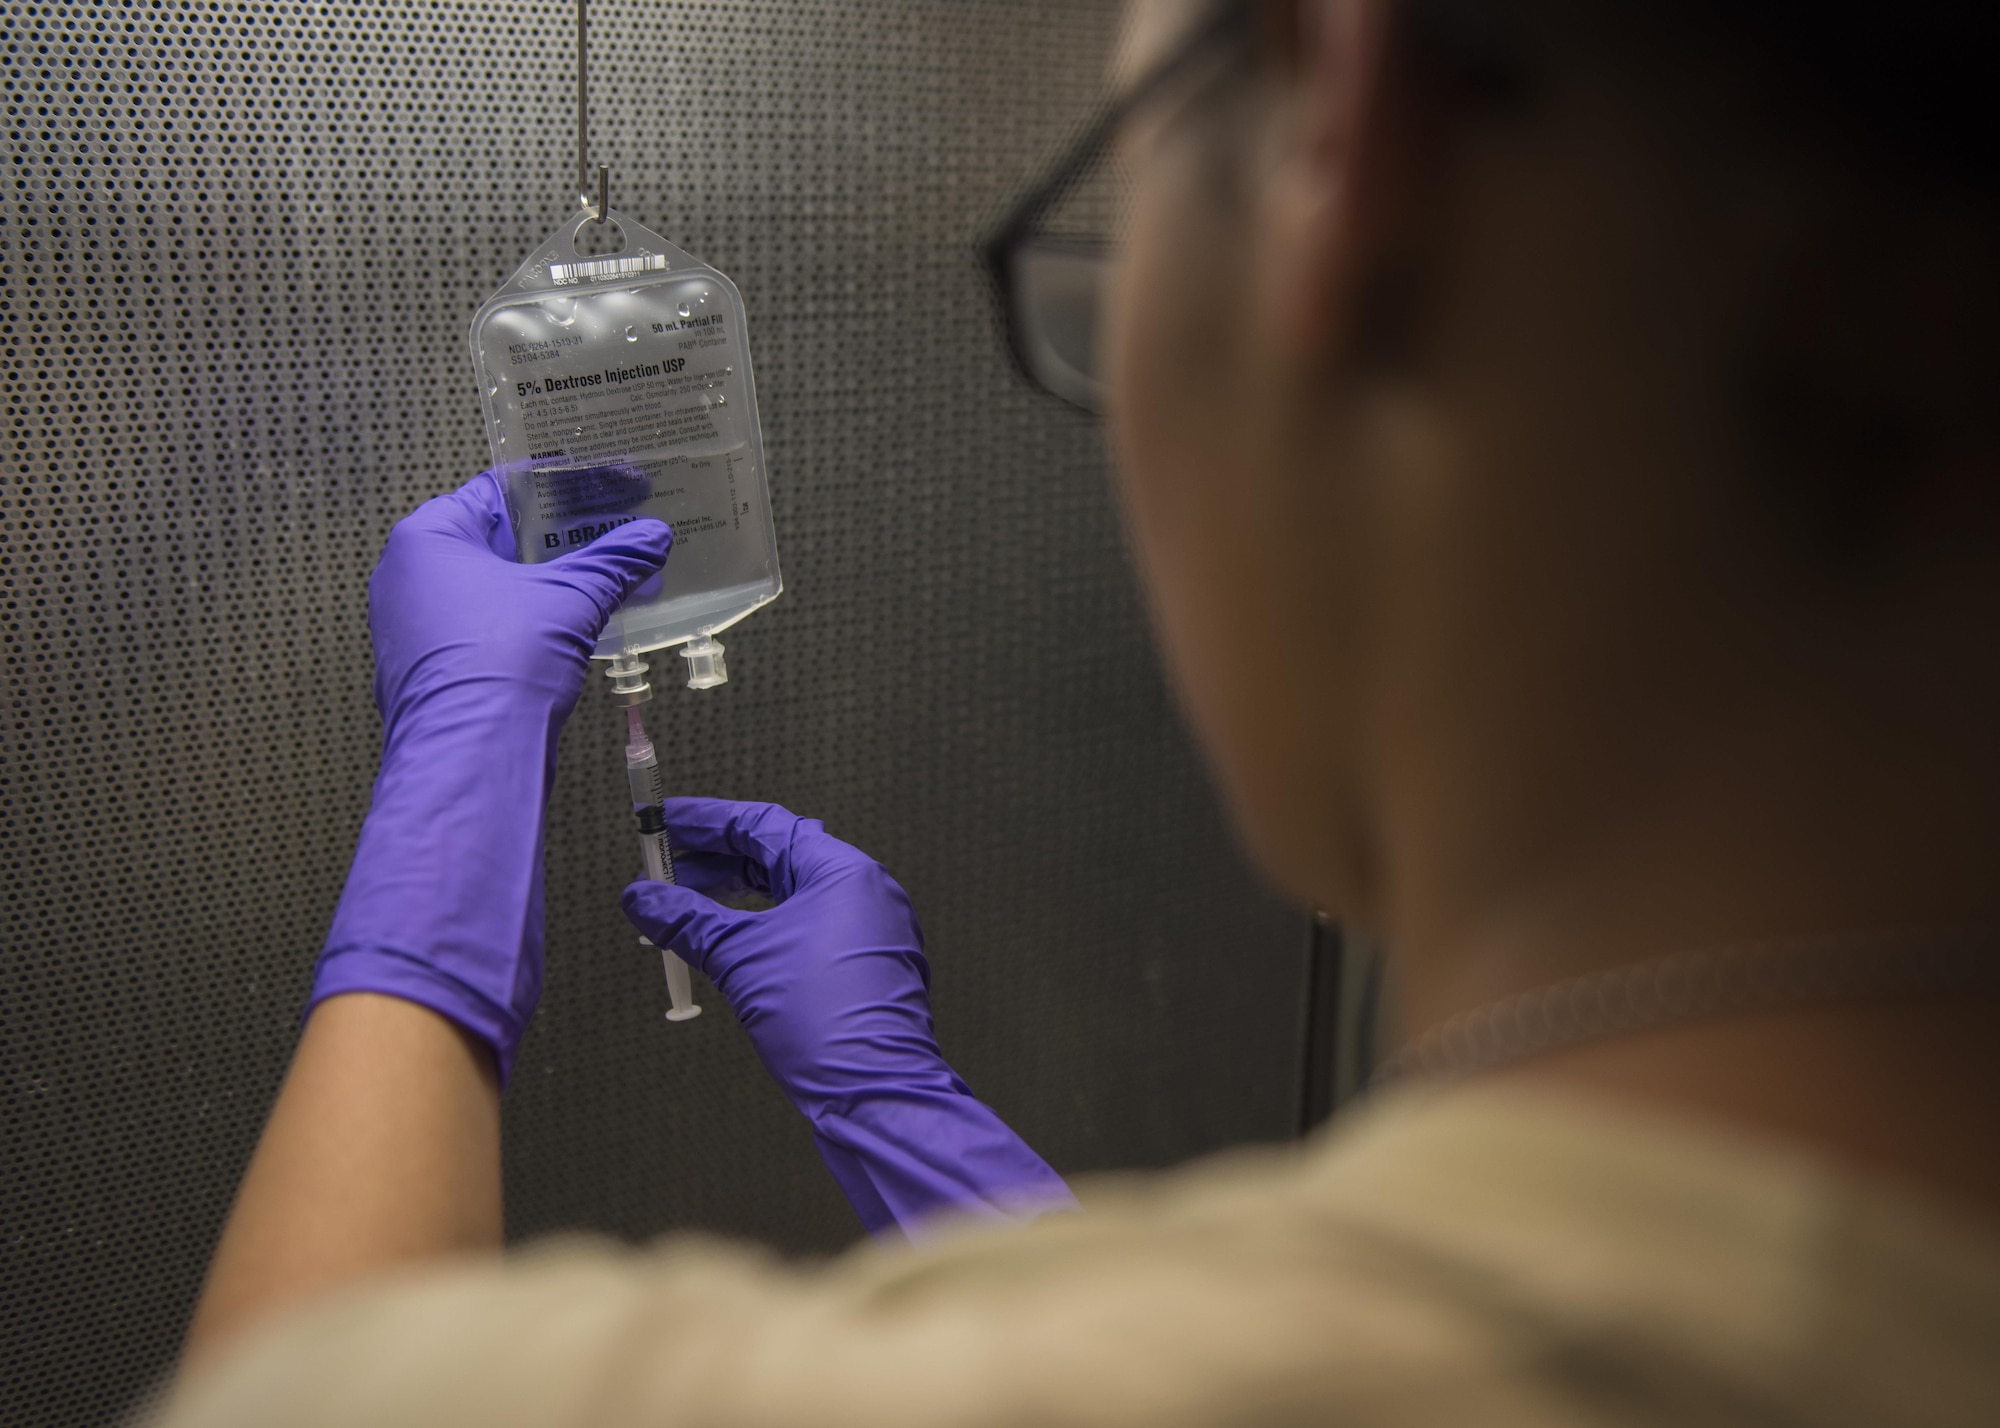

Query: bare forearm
left=182, top=993, right=502, bottom=1371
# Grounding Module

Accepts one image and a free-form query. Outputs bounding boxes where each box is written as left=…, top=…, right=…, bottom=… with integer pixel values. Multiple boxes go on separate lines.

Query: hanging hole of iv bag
left=575, top=217, right=628, bottom=257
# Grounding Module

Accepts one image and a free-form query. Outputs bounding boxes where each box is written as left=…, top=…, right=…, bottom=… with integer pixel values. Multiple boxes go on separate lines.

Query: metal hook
left=576, top=0, right=609, bottom=222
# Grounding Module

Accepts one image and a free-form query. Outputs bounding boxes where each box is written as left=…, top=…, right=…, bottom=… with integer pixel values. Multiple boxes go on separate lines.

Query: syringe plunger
left=655, top=937, right=700, bottom=1022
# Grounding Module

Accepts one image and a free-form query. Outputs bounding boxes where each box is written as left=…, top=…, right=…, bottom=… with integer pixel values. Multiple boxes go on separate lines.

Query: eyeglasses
left=982, top=0, right=1257, bottom=414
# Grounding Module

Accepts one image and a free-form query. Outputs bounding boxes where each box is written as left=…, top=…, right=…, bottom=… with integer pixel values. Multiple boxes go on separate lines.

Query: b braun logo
left=543, top=515, right=639, bottom=550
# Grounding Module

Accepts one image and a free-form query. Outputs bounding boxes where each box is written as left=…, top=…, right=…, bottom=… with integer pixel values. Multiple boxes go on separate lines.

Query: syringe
left=625, top=703, right=701, bottom=1022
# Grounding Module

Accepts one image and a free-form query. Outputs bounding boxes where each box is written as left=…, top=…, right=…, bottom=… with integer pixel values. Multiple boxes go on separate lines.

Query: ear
left=1259, top=0, right=1423, bottom=369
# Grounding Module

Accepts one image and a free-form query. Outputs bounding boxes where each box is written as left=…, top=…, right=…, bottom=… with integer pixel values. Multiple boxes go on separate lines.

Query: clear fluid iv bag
left=469, top=208, right=782, bottom=660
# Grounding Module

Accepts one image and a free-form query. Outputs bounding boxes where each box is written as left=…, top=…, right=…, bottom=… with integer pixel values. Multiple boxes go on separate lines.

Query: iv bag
left=469, top=208, right=781, bottom=659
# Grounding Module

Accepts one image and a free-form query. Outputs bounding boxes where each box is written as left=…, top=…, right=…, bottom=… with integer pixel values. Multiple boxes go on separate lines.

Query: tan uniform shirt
left=158, top=1081, right=2000, bottom=1427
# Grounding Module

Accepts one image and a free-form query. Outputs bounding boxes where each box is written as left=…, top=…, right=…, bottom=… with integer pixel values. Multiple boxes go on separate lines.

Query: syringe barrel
left=626, top=733, right=677, bottom=882
left=636, top=828, right=670, bottom=884
left=626, top=740, right=666, bottom=809
left=635, top=804, right=677, bottom=884
left=624, top=710, right=697, bottom=1021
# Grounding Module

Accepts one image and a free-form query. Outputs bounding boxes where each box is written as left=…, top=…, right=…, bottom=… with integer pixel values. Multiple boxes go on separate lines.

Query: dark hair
left=1710, top=3, right=2000, bottom=571
left=1408, top=0, right=2000, bottom=193
left=1721, top=1, right=2000, bottom=192
left=1403, top=0, right=2000, bottom=575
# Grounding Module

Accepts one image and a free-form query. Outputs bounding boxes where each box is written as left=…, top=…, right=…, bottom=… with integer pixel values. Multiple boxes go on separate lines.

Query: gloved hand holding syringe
left=624, top=699, right=700, bottom=1021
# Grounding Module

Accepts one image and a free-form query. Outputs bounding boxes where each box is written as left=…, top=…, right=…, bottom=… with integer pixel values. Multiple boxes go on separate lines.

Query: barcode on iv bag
left=549, top=253, right=670, bottom=286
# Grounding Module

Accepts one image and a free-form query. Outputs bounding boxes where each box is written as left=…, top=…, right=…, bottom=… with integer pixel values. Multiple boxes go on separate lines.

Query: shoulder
left=156, top=1085, right=2000, bottom=1428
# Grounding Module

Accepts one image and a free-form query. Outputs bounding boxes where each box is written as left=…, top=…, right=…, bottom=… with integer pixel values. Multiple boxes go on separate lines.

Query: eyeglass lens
left=999, top=2, right=1255, bottom=412
left=1007, top=113, right=1133, bottom=413
left=1009, top=240, right=1111, bottom=412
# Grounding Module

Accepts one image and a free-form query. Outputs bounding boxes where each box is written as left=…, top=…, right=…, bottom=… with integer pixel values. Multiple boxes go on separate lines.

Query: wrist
left=317, top=697, right=566, bottom=1087
left=805, top=1086, right=1076, bottom=1238
left=369, top=696, right=562, bottom=835
left=306, top=959, right=516, bottom=1082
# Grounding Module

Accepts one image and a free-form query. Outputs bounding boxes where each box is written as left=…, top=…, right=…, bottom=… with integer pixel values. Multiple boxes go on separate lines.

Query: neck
left=1508, top=1000, right=2000, bottom=1226
left=1374, top=671, right=2000, bottom=1222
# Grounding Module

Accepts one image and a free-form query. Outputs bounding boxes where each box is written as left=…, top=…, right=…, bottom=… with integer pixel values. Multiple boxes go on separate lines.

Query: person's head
left=1095, top=0, right=2000, bottom=1002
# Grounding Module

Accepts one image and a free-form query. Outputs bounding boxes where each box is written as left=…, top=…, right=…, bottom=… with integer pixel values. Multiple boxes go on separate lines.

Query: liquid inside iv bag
left=469, top=208, right=782, bottom=658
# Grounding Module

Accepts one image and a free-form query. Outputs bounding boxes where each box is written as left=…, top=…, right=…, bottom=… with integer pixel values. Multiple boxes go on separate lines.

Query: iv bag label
left=470, top=214, right=782, bottom=657
left=481, top=275, right=774, bottom=604
left=514, top=355, right=728, bottom=460
left=506, top=446, right=770, bottom=600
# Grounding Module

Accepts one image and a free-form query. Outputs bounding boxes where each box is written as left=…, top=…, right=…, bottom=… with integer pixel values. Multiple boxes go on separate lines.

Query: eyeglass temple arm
left=979, top=0, right=1257, bottom=266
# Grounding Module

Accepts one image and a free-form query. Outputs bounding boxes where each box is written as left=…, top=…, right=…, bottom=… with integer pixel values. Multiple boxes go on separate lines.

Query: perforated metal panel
left=1, top=4, right=1313, bottom=1423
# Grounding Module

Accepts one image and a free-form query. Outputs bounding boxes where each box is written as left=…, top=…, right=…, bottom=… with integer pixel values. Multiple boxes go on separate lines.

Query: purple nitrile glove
left=621, top=798, right=1077, bottom=1240
left=311, top=469, right=670, bottom=1085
